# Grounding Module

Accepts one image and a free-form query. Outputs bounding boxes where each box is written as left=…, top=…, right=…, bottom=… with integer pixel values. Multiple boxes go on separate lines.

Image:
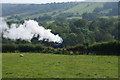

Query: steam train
left=42, top=40, right=63, bottom=48
left=31, top=36, right=63, bottom=48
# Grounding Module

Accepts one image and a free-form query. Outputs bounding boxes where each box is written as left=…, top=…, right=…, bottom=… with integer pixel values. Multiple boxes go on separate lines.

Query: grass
left=66, top=17, right=82, bottom=20
left=0, top=53, right=2, bottom=79
left=64, top=2, right=105, bottom=15
left=2, top=53, right=118, bottom=78
left=100, top=16, right=118, bottom=19
left=46, top=20, right=55, bottom=24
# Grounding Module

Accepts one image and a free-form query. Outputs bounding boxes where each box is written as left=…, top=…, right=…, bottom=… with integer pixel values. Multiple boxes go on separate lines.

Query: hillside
left=2, top=2, right=79, bottom=17
left=2, top=2, right=119, bottom=48
left=63, top=2, right=105, bottom=15
left=2, top=2, right=118, bottom=19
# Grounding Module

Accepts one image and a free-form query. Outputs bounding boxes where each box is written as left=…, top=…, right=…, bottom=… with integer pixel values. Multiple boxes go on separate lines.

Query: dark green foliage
left=2, top=39, right=120, bottom=55
left=82, top=12, right=99, bottom=21
left=2, top=17, right=119, bottom=52
left=34, top=14, right=52, bottom=22
left=66, top=44, right=86, bottom=55
left=73, top=19, right=87, bottom=27
left=65, top=41, right=119, bottom=55
left=56, top=12, right=74, bottom=18
left=2, top=43, right=54, bottom=53
left=34, top=44, right=44, bottom=52
left=43, top=47, right=55, bottom=53
left=53, top=49, right=63, bottom=54
left=88, top=41, right=120, bottom=55
left=18, top=44, right=35, bottom=52
left=2, top=44, right=17, bottom=53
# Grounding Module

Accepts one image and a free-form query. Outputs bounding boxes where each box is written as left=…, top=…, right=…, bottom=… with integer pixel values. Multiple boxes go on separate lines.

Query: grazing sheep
left=20, top=54, right=24, bottom=57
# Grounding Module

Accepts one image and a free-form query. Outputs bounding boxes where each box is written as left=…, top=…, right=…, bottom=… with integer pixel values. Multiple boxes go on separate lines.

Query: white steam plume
left=1, top=19, right=63, bottom=43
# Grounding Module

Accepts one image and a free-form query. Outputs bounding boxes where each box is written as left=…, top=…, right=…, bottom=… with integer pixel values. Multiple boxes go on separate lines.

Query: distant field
left=2, top=53, right=118, bottom=78
left=100, top=16, right=118, bottom=19
left=64, top=2, right=105, bottom=15
left=66, top=17, right=82, bottom=20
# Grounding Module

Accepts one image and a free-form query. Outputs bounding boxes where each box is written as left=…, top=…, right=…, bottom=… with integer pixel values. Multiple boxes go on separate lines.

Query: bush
left=2, top=44, right=17, bottom=53
left=88, top=41, right=120, bottom=55
left=18, top=44, right=34, bottom=52
left=2, top=43, right=52, bottom=53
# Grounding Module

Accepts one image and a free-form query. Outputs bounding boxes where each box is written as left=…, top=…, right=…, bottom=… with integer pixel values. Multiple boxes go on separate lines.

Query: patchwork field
left=2, top=53, right=118, bottom=78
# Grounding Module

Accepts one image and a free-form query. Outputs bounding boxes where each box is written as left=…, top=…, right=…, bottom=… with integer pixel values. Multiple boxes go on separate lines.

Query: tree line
left=2, top=39, right=120, bottom=55
left=43, top=17, right=119, bottom=47
left=2, top=43, right=56, bottom=53
left=3, top=13, right=119, bottom=55
left=65, top=40, right=120, bottom=55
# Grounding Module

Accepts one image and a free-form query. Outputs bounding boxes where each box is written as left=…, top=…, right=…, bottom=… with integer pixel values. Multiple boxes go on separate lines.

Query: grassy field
left=64, top=2, right=105, bottom=15
left=2, top=53, right=118, bottom=78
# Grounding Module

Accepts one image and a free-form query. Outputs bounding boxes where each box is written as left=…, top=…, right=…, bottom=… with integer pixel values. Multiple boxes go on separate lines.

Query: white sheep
left=20, top=54, right=24, bottom=57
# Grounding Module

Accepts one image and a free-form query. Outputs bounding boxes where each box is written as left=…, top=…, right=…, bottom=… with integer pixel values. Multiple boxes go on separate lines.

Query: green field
left=64, top=2, right=105, bottom=15
left=2, top=53, right=118, bottom=78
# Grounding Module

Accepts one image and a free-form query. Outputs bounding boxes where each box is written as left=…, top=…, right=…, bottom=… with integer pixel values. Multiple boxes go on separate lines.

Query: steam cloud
left=1, top=19, right=63, bottom=43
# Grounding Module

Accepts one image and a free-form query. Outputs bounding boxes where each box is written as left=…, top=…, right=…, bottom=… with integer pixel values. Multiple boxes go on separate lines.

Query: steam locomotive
left=31, top=35, right=63, bottom=48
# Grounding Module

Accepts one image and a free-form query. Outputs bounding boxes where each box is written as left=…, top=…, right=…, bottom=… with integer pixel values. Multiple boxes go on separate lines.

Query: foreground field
left=2, top=53, right=118, bottom=78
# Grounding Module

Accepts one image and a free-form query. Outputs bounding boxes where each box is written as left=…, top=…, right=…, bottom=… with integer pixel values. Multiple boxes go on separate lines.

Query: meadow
left=2, top=53, right=118, bottom=78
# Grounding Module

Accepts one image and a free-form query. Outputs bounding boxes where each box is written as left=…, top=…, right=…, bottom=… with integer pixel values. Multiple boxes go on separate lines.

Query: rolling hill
left=2, top=2, right=118, bottom=19
left=63, top=2, right=105, bottom=15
